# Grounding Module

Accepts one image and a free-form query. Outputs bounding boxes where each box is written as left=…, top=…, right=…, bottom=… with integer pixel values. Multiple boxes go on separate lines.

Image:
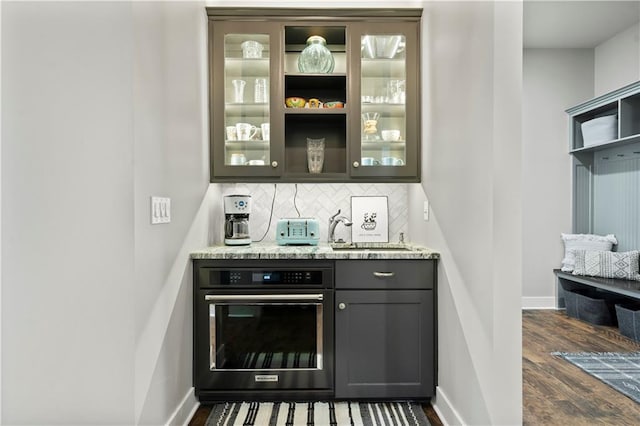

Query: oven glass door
left=208, top=294, right=324, bottom=371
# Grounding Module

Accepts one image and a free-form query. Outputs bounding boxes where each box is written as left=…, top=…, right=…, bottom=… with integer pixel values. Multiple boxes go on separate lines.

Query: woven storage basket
left=615, top=303, right=640, bottom=341
left=563, top=288, right=621, bottom=326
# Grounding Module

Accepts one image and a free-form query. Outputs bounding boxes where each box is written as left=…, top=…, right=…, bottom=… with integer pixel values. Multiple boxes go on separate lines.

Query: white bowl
left=381, top=129, right=401, bottom=141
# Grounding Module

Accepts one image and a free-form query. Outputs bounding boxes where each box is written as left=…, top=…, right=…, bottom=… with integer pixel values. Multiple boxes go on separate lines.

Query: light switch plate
left=423, top=200, right=429, bottom=221
left=151, top=196, right=171, bottom=224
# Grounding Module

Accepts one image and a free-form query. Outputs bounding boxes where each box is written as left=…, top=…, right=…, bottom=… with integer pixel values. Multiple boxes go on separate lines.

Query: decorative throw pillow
left=561, top=233, right=617, bottom=272
left=572, top=249, right=640, bottom=281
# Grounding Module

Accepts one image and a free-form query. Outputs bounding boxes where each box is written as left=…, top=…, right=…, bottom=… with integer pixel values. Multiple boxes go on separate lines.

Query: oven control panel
left=216, top=270, right=324, bottom=286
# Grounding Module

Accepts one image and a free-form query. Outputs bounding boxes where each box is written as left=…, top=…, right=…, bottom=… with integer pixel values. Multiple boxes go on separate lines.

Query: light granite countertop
left=190, top=242, right=440, bottom=260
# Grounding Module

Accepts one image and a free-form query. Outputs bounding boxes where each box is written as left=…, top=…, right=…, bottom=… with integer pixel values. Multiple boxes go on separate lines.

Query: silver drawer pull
left=373, top=272, right=395, bottom=278
left=205, top=294, right=323, bottom=301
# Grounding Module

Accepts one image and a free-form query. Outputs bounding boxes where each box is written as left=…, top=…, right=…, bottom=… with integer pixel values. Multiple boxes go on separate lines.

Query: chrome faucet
left=328, top=209, right=353, bottom=243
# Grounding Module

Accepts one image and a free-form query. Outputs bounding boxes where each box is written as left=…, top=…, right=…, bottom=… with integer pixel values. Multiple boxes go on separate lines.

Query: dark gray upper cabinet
left=207, top=8, right=422, bottom=183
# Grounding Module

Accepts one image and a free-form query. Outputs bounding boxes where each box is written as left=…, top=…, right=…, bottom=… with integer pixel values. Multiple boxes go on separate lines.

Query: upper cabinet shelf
left=567, top=80, right=640, bottom=153
left=224, top=58, right=270, bottom=77
left=361, top=59, right=406, bottom=77
left=284, top=109, right=347, bottom=115
left=570, top=134, right=640, bottom=154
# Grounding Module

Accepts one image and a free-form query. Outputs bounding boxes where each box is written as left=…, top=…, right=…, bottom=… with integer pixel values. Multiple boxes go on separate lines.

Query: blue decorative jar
left=298, top=36, right=335, bottom=74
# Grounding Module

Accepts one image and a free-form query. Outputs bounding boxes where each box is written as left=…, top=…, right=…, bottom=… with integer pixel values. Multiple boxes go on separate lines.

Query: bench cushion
left=561, top=233, right=617, bottom=272
left=573, top=249, right=640, bottom=281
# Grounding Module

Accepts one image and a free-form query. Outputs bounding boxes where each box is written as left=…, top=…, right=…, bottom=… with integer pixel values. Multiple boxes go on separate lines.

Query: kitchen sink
left=330, top=243, right=418, bottom=251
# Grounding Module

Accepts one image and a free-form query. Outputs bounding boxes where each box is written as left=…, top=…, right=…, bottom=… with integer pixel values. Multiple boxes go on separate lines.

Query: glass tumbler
left=387, top=79, right=406, bottom=104
left=254, top=78, right=268, bottom=103
left=232, top=79, right=246, bottom=103
left=307, top=138, right=325, bottom=174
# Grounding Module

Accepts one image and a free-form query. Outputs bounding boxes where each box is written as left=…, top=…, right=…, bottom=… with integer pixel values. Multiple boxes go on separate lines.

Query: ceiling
left=524, top=1, right=640, bottom=48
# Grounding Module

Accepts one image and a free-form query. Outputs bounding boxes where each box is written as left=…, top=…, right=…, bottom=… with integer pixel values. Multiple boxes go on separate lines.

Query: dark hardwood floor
left=523, top=309, right=640, bottom=425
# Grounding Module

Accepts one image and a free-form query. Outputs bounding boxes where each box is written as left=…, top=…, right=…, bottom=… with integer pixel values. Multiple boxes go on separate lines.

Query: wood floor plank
left=523, top=309, right=640, bottom=425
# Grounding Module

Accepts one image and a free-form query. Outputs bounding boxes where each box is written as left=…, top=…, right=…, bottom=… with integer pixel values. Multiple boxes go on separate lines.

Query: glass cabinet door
left=350, top=23, right=419, bottom=178
left=211, top=22, right=281, bottom=178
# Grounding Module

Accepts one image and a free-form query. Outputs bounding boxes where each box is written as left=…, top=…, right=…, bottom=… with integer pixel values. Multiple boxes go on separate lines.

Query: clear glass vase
left=307, top=138, right=325, bottom=173
left=298, top=36, right=335, bottom=74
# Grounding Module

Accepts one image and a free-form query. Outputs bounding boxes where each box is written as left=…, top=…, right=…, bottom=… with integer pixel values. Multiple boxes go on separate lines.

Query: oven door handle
left=205, top=294, right=324, bottom=302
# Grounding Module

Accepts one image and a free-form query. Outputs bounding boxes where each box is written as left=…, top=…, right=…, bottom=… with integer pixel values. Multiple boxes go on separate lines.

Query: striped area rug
left=205, top=401, right=431, bottom=426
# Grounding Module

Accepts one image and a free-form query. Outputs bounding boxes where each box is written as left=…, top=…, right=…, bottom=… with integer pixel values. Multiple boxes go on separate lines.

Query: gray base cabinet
left=334, top=260, right=436, bottom=399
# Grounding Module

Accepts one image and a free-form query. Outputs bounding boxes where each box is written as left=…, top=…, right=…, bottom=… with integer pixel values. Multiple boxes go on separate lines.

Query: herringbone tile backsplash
left=220, top=184, right=408, bottom=243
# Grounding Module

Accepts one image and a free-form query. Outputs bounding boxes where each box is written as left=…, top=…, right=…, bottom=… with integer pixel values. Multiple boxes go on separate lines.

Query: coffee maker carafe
left=224, top=195, right=251, bottom=246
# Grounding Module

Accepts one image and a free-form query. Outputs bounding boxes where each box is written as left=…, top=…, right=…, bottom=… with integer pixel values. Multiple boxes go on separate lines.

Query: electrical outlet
left=423, top=200, right=429, bottom=221
left=151, top=196, right=171, bottom=224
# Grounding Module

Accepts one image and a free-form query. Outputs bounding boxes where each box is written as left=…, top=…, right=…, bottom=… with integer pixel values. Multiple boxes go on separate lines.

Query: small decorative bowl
left=381, top=129, right=401, bottom=141
left=285, top=97, right=306, bottom=108
left=307, top=98, right=322, bottom=108
left=324, top=101, right=344, bottom=109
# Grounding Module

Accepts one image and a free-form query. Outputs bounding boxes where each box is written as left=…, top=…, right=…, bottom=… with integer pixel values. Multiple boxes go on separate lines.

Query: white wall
left=409, top=2, right=522, bottom=424
left=131, top=2, right=209, bottom=425
left=594, top=22, right=640, bottom=96
left=2, top=2, right=210, bottom=424
left=3, top=1, right=525, bottom=424
left=0, top=2, right=4, bottom=418
left=2, top=2, right=136, bottom=423
left=521, top=49, right=594, bottom=309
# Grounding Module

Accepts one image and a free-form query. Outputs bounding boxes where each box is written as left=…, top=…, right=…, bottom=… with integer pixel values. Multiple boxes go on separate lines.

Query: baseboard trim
left=432, top=386, right=464, bottom=426
left=522, top=296, right=556, bottom=310
left=166, top=387, right=199, bottom=426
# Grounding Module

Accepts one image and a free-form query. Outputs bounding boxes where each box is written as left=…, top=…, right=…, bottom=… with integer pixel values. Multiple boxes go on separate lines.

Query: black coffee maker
left=223, top=195, right=251, bottom=246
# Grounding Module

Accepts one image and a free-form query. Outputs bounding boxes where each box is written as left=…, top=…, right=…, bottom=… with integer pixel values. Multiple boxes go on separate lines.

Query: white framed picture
left=351, top=196, right=389, bottom=243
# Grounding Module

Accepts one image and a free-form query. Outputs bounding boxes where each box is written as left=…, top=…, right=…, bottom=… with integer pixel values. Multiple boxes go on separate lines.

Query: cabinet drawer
left=336, top=260, right=435, bottom=290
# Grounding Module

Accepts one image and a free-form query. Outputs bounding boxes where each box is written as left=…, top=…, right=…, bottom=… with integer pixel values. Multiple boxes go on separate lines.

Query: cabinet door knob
left=271, top=161, right=278, bottom=168
left=338, top=302, right=346, bottom=310
left=353, top=161, right=360, bottom=168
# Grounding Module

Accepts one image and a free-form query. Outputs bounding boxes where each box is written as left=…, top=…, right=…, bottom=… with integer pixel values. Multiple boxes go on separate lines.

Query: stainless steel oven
left=193, top=261, right=334, bottom=401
